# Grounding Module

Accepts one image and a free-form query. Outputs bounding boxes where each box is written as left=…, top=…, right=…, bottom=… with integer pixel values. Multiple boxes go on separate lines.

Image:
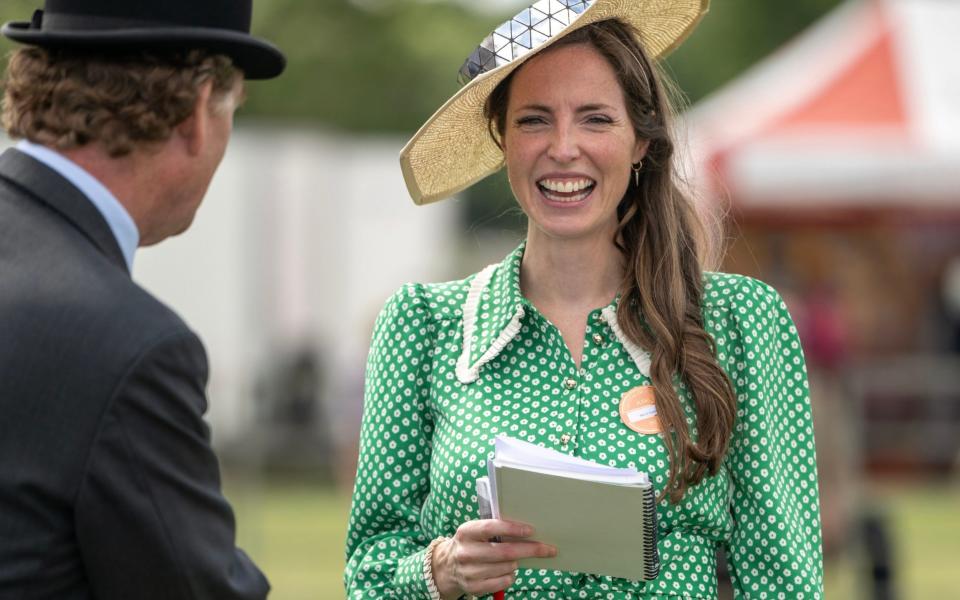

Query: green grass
left=227, top=478, right=352, bottom=598
left=225, top=478, right=960, bottom=599
left=876, top=483, right=960, bottom=599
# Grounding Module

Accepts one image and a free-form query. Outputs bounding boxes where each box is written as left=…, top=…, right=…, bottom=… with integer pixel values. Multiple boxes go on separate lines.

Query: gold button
left=592, top=333, right=604, bottom=345
left=564, top=378, right=577, bottom=390
left=597, top=313, right=606, bottom=323
left=560, top=434, right=571, bottom=445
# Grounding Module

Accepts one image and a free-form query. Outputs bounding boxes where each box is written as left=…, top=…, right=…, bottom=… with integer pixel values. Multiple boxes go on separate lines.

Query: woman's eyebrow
left=577, top=103, right=615, bottom=113
left=515, top=103, right=553, bottom=113
left=514, top=103, right=616, bottom=113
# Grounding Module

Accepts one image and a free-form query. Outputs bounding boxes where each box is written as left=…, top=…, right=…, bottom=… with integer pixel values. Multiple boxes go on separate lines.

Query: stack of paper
left=476, top=435, right=660, bottom=581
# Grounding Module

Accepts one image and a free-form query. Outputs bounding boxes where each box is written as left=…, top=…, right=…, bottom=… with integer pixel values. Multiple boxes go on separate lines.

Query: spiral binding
left=642, top=485, right=661, bottom=580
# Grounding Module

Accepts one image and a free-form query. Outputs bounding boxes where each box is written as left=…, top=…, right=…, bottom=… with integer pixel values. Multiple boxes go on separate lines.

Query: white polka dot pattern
left=345, top=243, right=823, bottom=599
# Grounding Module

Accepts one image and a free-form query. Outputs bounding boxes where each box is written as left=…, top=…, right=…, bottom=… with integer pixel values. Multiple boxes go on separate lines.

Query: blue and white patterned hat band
left=459, top=0, right=595, bottom=85
left=401, top=0, right=709, bottom=206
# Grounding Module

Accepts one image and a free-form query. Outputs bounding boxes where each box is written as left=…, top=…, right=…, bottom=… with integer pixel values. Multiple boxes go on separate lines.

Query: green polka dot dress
left=345, top=242, right=823, bottom=599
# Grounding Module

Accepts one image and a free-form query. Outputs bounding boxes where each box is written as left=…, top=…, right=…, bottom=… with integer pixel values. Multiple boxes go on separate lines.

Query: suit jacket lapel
left=0, top=148, right=129, bottom=273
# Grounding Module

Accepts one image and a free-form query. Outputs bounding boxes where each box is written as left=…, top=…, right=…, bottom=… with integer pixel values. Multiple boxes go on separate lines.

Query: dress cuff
left=393, top=546, right=432, bottom=598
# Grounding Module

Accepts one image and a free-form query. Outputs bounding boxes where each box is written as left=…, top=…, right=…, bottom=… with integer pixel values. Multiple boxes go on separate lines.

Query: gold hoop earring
left=631, top=161, right=643, bottom=186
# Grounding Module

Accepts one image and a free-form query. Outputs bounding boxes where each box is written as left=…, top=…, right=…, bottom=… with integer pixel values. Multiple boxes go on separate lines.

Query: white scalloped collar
left=456, top=243, right=526, bottom=383
left=456, top=242, right=651, bottom=384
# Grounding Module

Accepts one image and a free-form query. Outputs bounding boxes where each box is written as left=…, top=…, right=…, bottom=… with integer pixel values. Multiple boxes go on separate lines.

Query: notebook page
left=493, top=435, right=648, bottom=484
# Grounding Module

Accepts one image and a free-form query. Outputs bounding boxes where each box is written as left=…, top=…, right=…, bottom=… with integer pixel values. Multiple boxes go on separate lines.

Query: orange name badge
left=619, top=385, right=662, bottom=434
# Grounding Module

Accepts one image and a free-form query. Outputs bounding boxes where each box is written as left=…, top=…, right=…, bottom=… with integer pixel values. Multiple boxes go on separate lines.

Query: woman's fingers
left=455, top=539, right=557, bottom=564
left=457, top=518, right=532, bottom=542
left=454, top=558, right=518, bottom=582
left=455, top=519, right=556, bottom=561
left=435, top=519, right=558, bottom=598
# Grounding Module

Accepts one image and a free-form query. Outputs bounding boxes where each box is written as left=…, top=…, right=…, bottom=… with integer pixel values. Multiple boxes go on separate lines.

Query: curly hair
left=2, top=47, right=240, bottom=157
left=485, top=19, right=736, bottom=504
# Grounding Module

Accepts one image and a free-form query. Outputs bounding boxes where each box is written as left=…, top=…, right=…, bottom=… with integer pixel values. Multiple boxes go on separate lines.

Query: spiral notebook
left=476, top=435, right=660, bottom=581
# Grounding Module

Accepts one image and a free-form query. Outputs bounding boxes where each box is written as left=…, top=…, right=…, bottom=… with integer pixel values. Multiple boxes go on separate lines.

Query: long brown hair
left=484, top=19, right=736, bottom=503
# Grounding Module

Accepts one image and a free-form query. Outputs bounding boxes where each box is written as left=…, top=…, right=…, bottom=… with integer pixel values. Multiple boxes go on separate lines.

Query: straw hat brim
left=400, top=0, right=709, bottom=205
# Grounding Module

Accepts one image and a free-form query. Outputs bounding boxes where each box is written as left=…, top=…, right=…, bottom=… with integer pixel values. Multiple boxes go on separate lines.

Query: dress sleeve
left=721, top=278, right=824, bottom=599
left=344, top=285, right=437, bottom=599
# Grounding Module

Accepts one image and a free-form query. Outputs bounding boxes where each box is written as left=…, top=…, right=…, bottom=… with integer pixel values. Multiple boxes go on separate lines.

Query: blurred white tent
left=0, top=124, right=474, bottom=458
left=132, top=127, right=458, bottom=448
left=0, top=128, right=457, bottom=448
left=689, top=0, right=960, bottom=219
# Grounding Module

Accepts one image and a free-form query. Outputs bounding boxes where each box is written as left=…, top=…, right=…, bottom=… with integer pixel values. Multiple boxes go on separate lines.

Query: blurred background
left=2, top=0, right=958, bottom=597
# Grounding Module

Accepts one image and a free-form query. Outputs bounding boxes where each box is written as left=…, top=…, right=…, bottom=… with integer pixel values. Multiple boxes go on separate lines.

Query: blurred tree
left=0, top=0, right=848, bottom=229
left=243, top=0, right=494, bottom=131
left=1, top=0, right=844, bottom=130
left=666, top=0, right=845, bottom=103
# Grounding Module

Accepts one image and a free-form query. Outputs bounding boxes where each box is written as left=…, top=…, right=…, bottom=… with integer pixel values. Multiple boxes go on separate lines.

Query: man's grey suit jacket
left=0, top=148, right=269, bottom=599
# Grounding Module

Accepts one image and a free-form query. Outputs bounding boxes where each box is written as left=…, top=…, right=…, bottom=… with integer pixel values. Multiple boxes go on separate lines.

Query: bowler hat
left=1, top=0, right=285, bottom=79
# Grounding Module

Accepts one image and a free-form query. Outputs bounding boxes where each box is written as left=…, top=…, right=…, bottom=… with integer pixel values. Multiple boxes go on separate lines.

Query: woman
left=346, top=1, right=823, bottom=598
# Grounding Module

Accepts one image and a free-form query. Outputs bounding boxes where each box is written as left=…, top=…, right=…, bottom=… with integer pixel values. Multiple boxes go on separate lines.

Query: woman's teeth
left=537, top=178, right=595, bottom=202
left=540, top=178, right=593, bottom=193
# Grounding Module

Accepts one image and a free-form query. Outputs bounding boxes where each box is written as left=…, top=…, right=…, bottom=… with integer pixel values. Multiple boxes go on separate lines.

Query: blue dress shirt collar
left=16, top=140, right=139, bottom=271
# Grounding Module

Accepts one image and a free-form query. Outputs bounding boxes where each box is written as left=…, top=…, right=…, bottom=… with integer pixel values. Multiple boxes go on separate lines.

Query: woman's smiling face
left=503, top=42, right=647, bottom=243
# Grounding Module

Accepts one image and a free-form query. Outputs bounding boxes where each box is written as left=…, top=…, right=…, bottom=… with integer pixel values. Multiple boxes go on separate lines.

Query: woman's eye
left=516, top=115, right=547, bottom=126
left=586, top=115, right=614, bottom=125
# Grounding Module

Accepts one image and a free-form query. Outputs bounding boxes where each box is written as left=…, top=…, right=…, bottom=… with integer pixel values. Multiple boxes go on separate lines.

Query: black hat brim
left=1, top=22, right=285, bottom=80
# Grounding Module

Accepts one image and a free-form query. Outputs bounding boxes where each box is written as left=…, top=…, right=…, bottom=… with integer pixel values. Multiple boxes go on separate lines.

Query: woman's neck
left=520, top=227, right=624, bottom=312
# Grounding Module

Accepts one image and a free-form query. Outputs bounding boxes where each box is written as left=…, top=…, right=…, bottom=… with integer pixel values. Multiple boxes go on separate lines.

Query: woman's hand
left=431, top=519, right=557, bottom=599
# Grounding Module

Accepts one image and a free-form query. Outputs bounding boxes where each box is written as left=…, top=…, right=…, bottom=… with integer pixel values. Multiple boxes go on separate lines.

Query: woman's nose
left=546, top=124, right=580, bottom=163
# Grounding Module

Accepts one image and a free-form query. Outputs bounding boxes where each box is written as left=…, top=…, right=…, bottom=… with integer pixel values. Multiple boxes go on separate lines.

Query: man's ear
left=176, top=80, right=214, bottom=157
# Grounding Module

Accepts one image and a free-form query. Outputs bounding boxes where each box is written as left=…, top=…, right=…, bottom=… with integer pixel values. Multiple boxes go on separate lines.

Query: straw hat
left=400, top=0, right=709, bottom=205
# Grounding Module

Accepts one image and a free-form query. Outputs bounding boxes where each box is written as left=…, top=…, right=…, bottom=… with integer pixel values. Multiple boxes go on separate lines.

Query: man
left=0, top=1, right=284, bottom=597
